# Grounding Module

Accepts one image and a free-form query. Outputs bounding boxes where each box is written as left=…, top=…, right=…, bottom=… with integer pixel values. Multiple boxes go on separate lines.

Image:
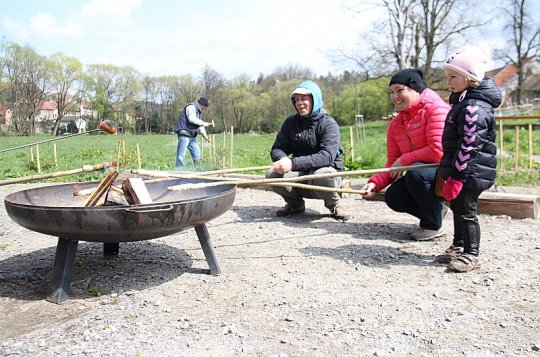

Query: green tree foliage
left=333, top=77, right=394, bottom=124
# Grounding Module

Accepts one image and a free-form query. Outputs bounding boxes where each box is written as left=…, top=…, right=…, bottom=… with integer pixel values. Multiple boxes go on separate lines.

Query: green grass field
left=1, top=120, right=538, bottom=187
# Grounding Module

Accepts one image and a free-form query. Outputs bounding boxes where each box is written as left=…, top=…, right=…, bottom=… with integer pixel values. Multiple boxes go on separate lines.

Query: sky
left=0, top=0, right=375, bottom=80
left=2, top=0, right=538, bottom=81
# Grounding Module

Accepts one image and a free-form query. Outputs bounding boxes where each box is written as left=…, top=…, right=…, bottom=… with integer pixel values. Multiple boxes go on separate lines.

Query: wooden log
left=122, top=177, right=153, bottom=204
left=83, top=170, right=118, bottom=207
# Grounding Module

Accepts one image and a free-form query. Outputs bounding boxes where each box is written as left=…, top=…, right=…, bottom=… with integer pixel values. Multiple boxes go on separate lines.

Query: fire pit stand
left=48, top=225, right=221, bottom=304
left=4, top=178, right=236, bottom=304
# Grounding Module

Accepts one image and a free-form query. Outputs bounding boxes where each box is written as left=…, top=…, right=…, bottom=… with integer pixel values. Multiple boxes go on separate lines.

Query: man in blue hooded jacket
left=266, top=80, right=350, bottom=220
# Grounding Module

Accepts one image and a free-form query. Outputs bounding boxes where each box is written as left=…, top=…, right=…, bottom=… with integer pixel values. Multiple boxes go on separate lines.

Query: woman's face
left=444, top=68, right=469, bottom=93
left=292, top=94, right=313, bottom=117
left=389, top=84, right=420, bottom=112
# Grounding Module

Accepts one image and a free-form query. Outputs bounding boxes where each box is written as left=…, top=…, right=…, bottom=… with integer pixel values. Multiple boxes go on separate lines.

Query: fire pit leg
left=47, top=237, right=79, bottom=304
left=194, top=224, right=221, bottom=275
left=103, top=243, right=120, bottom=256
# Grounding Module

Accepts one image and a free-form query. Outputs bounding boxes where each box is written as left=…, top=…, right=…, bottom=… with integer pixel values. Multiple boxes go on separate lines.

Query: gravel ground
left=1, top=182, right=539, bottom=357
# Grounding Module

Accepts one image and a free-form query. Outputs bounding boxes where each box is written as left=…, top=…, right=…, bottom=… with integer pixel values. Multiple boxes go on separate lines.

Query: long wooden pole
left=0, top=162, right=115, bottom=186
left=528, top=124, right=533, bottom=169
left=134, top=163, right=437, bottom=191
left=194, top=165, right=272, bottom=176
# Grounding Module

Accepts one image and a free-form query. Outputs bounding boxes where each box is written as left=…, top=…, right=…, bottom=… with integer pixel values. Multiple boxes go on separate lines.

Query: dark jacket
left=271, top=80, right=343, bottom=172
left=439, top=78, right=502, bottom=190
left=174, top=101, right=202, bottom=136
left=271, top=112, right=343, bottom=172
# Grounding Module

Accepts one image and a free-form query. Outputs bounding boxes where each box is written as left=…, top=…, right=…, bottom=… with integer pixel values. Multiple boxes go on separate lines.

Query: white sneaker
left=410, top=228, right=445, bottom=241
left=441, top=204, right=450, bottom=220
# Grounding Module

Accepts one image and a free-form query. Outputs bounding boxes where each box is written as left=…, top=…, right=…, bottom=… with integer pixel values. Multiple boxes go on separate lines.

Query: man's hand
left=271, top=157, right=293, bottom=174
left=360, top=182, right=377, bottom=200
left=202, top=122, right=211, bottom=127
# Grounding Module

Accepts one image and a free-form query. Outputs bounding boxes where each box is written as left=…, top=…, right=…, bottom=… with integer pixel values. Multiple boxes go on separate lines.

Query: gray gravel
left=1, top=182, right=539, bottom=356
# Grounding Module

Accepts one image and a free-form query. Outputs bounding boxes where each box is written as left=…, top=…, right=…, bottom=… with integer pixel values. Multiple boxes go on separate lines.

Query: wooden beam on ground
left=366, top=191, right=539, bottom=220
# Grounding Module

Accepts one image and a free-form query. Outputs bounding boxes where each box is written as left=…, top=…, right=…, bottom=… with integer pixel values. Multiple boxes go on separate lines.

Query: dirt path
left=1, top=183, right=539, bottom=356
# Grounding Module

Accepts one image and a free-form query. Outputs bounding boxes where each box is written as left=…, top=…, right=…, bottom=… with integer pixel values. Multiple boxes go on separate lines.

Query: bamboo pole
left=0, top=162, right=115, bottom=186
left=230, top=126, right=234, bottom=168
left=169, top=178, right=368, bottom=195
left=194, top=165, right=271, bottom=176
left=212, top=134, right=216, bottom=159
left=134, top=163, right=437, bottom=192
left=528, top=124, right=533, bottom=169
left=499, top=119, right=504, bottom=172
left=349, top=126, right=354, bottom=161
left=515, top=127, right=519, bottom=171
left=36, top=144, right=41, bottom=173
left=136, top=143, right=141, bottom=170
left=53, top=143, right=58, bottom=167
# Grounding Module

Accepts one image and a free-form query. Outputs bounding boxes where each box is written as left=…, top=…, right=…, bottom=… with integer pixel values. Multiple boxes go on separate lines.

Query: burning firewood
left=83, top=170, right=119, bottom=207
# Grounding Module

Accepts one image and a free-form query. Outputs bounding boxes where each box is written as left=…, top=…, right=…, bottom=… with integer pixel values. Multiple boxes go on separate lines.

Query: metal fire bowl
left=4, top=178, right=236, bottom=243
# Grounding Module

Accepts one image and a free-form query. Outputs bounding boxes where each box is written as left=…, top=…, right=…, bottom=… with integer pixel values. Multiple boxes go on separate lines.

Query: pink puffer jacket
left=368, top=88, right=449, bottom=191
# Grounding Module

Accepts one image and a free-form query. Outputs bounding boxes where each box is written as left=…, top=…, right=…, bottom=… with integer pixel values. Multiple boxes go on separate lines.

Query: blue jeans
left=384, top=163, right=444, bottom=230
left=175, top=135, right=200, bottom=167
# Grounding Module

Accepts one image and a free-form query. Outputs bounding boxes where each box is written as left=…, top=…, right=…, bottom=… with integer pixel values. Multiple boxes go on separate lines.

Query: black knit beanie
left=197, top=97, right=209, bottom=107
left=389, top=69, right=426, bottom=93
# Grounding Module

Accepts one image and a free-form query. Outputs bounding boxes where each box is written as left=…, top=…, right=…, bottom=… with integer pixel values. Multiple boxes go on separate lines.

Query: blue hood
left=291, top=80, right=323, bottom=117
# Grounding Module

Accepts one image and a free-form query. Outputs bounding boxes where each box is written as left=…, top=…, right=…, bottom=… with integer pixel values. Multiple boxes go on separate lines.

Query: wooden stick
left=133, top=163, right=437, bottom=193
left=499, top=119, right=504, bottom=172
left=528, top=124, right=533, bottom=169
left=84, top=170, right=118, bottom=207
left=230, top=126, right=234, bottom=168
left=167, top=179, right=368, bottom=194
left=515, top=127, right=519, bottom=171
left=36, top=145, right=41, bottom=173
left=0, top=162, right=116, bottom=186
left=136, top=143, right=141, bottom=170
left=193, top=165, right=272, bottom=176
left=53, top=143, right=58, bottom=167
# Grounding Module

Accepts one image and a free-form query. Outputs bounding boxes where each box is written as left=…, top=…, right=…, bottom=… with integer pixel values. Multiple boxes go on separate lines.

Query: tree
left=496, top=0, right=540, bottom=104
left=1, top=42, right=51, bottom=135
left=49, top=52, right=83, bottom=136
left=342, top=0, right=487, bottom=81
left=201, top=64, right=224, bottom=98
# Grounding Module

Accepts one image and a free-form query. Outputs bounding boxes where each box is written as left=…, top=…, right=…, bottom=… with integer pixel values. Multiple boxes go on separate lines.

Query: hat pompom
left=443, top=45, right=487, bottom=82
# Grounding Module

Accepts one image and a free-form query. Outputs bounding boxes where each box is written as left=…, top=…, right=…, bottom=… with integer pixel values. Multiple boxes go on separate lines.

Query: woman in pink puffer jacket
left=362, top=69, right=450, bottom=241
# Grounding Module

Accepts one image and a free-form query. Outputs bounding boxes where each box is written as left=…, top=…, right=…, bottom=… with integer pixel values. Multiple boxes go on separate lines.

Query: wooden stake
left=53, top=143, right=58, bottom=167
left=36, top=144, right=41, bottom=173
left=499, top=119, right=504, bottom=172
left=515, top=127, right=519, bottom=171
left=528, top=124, right=533, bottom=169
left=349, top=126, right=354, bottom=161
left=230, top=126, right=234, bottom=167
left=136, top=143, right=141, bottom=169
left=30, top=147, right=34, bottom=163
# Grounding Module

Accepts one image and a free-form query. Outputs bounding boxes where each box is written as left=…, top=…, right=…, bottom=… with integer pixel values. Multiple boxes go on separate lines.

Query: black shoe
left=276, top=204, right=305, bottom=217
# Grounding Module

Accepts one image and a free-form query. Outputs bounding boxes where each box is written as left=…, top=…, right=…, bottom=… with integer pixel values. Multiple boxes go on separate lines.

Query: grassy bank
left=1, top=120, right=538, bottom=187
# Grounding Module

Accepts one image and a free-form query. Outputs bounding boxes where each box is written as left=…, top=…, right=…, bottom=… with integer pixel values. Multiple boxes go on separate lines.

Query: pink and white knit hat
left=443, top=45, right=488, bottom=82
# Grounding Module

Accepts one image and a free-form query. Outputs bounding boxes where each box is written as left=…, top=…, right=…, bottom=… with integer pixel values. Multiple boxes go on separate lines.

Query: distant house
left=0, top=106, right=12, bottom=125
left=486, top=57, right=540, bottom=113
